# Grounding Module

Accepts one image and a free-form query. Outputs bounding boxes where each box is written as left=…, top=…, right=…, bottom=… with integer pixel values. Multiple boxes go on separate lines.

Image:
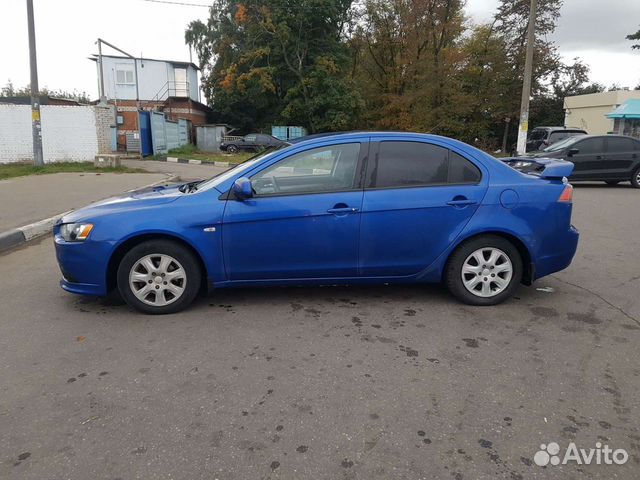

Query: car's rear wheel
left=227, top=144, right=238, bottom=154
left=605, top=180, right=620, bottom=186
left=631, top=167, right=640, bottom=189
left=117, top=240, right=201, bottom=314
left=445, top=235, right=522, bottom=306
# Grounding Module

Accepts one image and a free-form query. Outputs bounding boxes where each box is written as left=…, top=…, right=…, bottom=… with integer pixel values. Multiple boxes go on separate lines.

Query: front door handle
left=596, top=155, right=604, bottom=160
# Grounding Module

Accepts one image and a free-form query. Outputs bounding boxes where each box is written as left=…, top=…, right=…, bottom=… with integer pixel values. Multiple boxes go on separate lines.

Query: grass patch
left=161, top=144, right=254, bottom=164
left=0, top=162, right=147, bottom=181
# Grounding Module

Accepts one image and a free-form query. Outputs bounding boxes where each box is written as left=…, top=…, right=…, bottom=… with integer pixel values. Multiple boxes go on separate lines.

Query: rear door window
left=367, top=141, right=480, bottom=188
left=606, top=137, right=636, bottom=153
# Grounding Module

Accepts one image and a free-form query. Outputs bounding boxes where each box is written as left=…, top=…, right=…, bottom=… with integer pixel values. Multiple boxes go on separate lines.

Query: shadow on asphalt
left=69, top=280, right=546, bottom=318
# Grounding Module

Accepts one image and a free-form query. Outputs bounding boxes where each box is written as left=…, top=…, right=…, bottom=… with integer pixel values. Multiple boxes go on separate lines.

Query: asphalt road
left=0, top=183, right=639, bottom=479
left=0, top=172, right=167, bottom=232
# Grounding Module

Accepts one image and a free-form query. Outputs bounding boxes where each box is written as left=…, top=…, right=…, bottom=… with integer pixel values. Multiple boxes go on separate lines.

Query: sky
left=1, top=0, right=639, bottom=99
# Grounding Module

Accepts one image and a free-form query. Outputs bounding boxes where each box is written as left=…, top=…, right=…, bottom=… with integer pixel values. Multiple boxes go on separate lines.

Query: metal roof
left=607, top=99, right=640, bottom=119
left=89, top=54, right=199, bottom=71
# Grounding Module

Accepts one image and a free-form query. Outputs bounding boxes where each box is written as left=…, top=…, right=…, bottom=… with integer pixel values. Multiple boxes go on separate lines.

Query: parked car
left=220, top=133, right=285, bottom=153
left=508, top=134, right=640, bottom=188
left=526, top=127, right=587, bottom=152
left=54, top=132, right=579, bottom=314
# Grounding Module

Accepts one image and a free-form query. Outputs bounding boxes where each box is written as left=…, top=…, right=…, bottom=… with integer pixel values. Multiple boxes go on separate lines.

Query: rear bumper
left=534, top=225, right=579, bottom=279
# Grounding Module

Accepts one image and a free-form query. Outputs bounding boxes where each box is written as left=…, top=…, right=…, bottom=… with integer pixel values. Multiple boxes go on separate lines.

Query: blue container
left=271, top=126, right=308, bottom=141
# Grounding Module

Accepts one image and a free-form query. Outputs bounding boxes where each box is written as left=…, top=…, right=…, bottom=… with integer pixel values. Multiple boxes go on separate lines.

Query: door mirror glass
left=232, top=177, right=253, bottom=200
left=567, top=148, right=579, bottom=157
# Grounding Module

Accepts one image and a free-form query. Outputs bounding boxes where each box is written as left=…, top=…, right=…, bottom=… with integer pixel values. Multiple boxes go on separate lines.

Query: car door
left=359, top=140, right=487, bottom=277
left=567, top=137, right=606, bottom=180
left=604, top=136, right=638, bottom=180
left=222, top=141, right=367, bottom=280
left=255, top=134, right=270, bottom=149
left=241, top=134, right=257, bottom=151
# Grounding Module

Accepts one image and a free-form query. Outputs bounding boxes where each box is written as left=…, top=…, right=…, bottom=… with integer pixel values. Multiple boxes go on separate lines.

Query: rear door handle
left=446, top=199, right=477, bottom=207
left=596, top=155, right=603, bottom=160
left=327, top=207, right=359, bottom=214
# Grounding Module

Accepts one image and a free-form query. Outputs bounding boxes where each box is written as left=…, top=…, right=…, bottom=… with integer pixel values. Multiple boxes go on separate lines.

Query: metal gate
left=138, top=111, right=153, bottom=156
left=150, top=111, right=167, bottom=155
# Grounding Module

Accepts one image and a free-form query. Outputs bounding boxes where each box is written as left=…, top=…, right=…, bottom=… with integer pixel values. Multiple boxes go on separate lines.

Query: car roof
left=570, top=134, right=638, bottom=140
left=532, top=126, right=586, bottom=132
left=286, top=130, right=470, bottom=147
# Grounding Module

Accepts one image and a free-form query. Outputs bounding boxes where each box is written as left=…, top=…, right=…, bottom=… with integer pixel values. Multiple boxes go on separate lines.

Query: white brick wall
left=0, top=104, right=103, bottom=163
left=0, top=105, right=32, bottom=163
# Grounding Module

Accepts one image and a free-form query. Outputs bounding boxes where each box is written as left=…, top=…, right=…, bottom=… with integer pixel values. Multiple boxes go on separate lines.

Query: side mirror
left=231, top=177, right=253, bottom=200
left=567, top=148, right=579, bottom=157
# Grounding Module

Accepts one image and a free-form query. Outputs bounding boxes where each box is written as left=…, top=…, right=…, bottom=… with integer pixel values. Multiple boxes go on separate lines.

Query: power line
left=137, top=0, right=346, bottom=10
left=139, top=0, right=210, bottom=7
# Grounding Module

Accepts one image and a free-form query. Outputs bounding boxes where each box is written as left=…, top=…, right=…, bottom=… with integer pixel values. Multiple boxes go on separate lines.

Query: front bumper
left=54, top=234, right=109, bottom=297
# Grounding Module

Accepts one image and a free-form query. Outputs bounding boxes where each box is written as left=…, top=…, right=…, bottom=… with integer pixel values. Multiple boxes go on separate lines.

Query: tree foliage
left=187, top=0, right=604, bottom=148
left=0, top=80, right=92, bottom=103
left=627, top=27, right=640, bottom=49
left=186, top=0, right=362, bottom=133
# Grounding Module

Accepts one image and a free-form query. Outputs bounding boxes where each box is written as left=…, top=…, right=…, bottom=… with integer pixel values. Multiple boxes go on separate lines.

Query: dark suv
left=220, top=134, right=285, bottom=153
left=526, top=127, right=587, bottom=152
left=511, top=134, right=640, bottom=188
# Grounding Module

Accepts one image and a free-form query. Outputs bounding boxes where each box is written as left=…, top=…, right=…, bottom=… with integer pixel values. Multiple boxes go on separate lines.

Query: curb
left=0, top=212, right=70, bottom=253
left=164, top=156, right=233, bottom=168
left=0, top=174, right=177, bottom=254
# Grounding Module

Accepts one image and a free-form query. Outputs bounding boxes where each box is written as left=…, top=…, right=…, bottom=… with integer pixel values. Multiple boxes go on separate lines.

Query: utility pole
left=516, top=0, right=537, bottom=155
left=26, top=0, right=44, bottom=166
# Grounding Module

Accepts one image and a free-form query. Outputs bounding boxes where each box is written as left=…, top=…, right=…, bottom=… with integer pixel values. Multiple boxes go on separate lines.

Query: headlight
left=59, top=223, right=94, bottom=242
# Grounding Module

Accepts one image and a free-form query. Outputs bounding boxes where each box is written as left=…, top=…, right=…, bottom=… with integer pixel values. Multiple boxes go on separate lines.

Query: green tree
left=0, top=80, right=91, bottom=103
left=186, top=0, right=361, bottom=133
left=627, top=27, right=640, bottom=49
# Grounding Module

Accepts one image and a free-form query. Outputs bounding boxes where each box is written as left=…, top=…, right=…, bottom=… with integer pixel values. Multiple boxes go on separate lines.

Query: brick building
left=90, top=54, right=213, bottom=150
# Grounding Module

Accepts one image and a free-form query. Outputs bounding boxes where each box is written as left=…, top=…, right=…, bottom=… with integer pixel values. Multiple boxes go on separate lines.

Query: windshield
left=542, top=136, right=582, bottom=152
left=196, top=145, right=289, bottom=192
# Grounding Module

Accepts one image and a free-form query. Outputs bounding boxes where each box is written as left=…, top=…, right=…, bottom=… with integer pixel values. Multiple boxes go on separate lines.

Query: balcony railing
left=152, top=81, right=191, bottom=102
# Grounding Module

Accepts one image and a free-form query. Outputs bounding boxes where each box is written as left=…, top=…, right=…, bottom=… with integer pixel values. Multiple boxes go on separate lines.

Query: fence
left=135, top=111, right=189, bottom=155
left=0, top=104, right=113, bottom=164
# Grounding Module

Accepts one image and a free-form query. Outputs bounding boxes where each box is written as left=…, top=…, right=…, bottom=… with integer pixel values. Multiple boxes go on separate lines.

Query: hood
left=60, top=183, right=184, bottom=223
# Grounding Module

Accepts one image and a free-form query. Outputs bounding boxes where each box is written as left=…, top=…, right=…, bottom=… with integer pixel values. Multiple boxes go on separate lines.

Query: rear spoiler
left=502, top=157, right=574, bottom=180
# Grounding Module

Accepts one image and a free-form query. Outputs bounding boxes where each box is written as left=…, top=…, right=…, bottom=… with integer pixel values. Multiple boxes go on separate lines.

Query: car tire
left=605, top=180, right=620, bottom=186
left=117, top=239, right=201, bottom=314
left=631, top=167, right=640, bottom=189
left=445, top=235, right=523, bottom=306
left=227, top=145, right=238, bottom=154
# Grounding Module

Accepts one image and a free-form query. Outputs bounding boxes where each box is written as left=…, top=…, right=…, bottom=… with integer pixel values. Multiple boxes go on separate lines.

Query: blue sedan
left=54, top=132, right=579, bottom=314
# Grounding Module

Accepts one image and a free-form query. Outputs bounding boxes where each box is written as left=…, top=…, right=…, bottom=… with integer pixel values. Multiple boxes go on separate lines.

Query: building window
left=115, top=65, right=135, bottom=85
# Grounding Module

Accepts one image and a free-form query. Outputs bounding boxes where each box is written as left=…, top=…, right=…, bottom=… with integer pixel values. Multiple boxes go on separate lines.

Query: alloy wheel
left=461, top=247, right=513, bottom=298
left=129, top=254, right=187, bottom=306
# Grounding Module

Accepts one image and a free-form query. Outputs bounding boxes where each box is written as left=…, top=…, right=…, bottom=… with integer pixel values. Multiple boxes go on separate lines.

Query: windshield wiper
left=178, top=180, right=203, bottom=193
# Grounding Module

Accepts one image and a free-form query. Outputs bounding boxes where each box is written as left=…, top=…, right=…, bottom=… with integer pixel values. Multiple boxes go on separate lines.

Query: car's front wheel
left=227, top=144, right=238, bottom=154
left=117, top=240, right=201, bottom=314
left=445, top=235, right=522, bottom=306
left=631, top=167, right=640, bottom=189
